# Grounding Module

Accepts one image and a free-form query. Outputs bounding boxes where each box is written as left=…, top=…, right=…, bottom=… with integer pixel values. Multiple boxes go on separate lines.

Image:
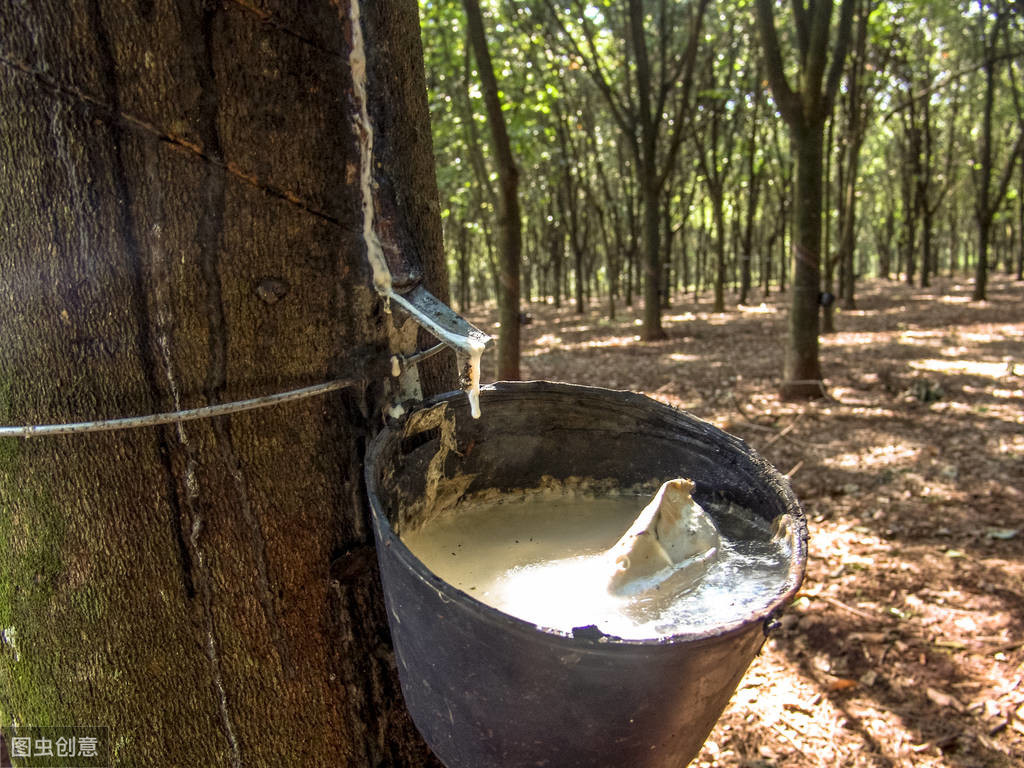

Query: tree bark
left=1018, top=158, right=1024, bottom=280
left=739, top=107, right=762, bottom=307
left=640, top=175, right=665, bottom=336
left=821, top=115, right=836, bottom=335
left=0, top=2, right=449, bottom=765
left=787, top=123, right=825, bottom=388
left=458, top=221, right=472, bottom=312
left=836, top=0, right=873, bottom=310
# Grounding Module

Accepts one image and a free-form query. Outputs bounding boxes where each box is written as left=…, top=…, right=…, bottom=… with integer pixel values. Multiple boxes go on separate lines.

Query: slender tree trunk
left=681, top=232, right=691, bottom=298
left=463, top=0, right=520, bottom=379
left=662, top=201, right=674, bottom=309
left=921, top=204, right=934, bottom=289
left=779, top=205, right=788, bottom=293
left=712, top=190, right=727, bottom=313
left=571, top=222, right=586, bottom=314
left=882, top=206, right=895, bottom=278
left=948, top=209, right=959, bottom=277
left=837, top=0, right=871, bottom=310
left=696, top=204, right=709, bottom=299
left=976, top=221, right=992, bottom=300
left=641, top=174, right=666, bottom=338
left=1018, top=158, right=1024, bottom=280
left=822, top=116, right=836, bottom=334
left=1003, top=223, right=1014, bottom=274
left=838, top=153, right=860, bottom=310
left=739, top=157, right=759, bottom=306
left=970, top=5, right=1024, bottom=301
left=756, top=0, right=855, bottom=398
left=0, top=2, right=450, bottom=765
left=523, top=225, right=534, bottom=304
left=459, top=221, right=472, bottom=312
left=903, top=113, right=921, bottom=286
left=551, top=220, right=564, bottom=309
left=730, top=208, right=740, bottom=294
left=784, top=124, right=825, bottom=393
left=919, top=94, right=934, bottom=289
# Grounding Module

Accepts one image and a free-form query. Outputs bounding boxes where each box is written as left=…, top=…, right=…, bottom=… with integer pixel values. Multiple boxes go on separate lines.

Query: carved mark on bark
left=137, top=133, right=200, bottom=603
left=227, top=0, right=347, bottom=60
left=0, top=51, right=349, bottom=229
left=73, top=0, right=204, bottom=609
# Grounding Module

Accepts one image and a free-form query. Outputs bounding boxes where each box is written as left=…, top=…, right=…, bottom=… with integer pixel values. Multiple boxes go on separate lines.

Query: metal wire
left=0, top=377, right=360, bottom=439
left=401, top=342, right=447, bottom=368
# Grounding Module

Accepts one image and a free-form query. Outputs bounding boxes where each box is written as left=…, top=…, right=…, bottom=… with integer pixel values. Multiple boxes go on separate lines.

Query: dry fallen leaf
left=925, top=686, right=963, bottom=711
left=828, top=677, right=858, bottom=692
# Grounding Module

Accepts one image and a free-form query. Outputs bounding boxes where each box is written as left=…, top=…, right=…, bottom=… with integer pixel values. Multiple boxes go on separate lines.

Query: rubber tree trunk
left=739, top=169, right=758, bottom=307
left=0, top=2, right=450, bottom=765
left=1018, top=159, right=1024, bottom=281
left=641, top=174, right=666, bottom=340
left=712, top=189, right=727, bottom=313
left=783, top=124, right=825, bottom=396
left=756, top=0, right=854, bottom=399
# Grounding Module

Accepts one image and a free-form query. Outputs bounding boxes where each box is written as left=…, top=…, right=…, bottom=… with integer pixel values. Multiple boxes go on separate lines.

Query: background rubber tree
left=755, top=0, right=856, bottom=399
left=971, top=0, right=1024, bottom=301
left=462, top=0, right=522, bottom=380
left=533, top=0, right=710, bottom=341
left=0, top=1, right=450, bottom=765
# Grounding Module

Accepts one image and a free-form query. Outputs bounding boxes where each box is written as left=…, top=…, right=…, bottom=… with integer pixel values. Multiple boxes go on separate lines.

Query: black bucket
left=365, top=382, right=806, bottom=768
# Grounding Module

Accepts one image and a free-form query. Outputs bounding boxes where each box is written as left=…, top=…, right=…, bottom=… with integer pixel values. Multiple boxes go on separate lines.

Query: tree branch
left=755, top=0, right=802, bottom=127
left=539, top=0, right=636, bottom=144
left=804, top=0, right=833, bottom=107
left=792, top=0, right=811, bottom=63
left=883, top=47, right=1024, bottom=118
left=629, top=0, right=654, bottom=146
left=656, top=0, right=710, bottom=191
left=993, top=130, right=1024, bottom=214
left=823, top=0, right=858, bottom=113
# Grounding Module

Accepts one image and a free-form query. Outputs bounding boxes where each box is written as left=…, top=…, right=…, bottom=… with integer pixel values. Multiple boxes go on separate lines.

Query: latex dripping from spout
left=462, top=338, right=485, bottom=419
left=388, top=286, right=493, bottom=419
left=346, top=0, right=492, bottom=418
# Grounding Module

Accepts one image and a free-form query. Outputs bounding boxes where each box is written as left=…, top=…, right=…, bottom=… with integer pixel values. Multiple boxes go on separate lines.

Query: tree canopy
left=421, top=0, right=1024, bottom=392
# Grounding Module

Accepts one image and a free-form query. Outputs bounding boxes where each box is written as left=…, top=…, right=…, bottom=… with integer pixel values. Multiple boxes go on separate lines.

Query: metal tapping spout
left=389, top=286, right=493, bottom=418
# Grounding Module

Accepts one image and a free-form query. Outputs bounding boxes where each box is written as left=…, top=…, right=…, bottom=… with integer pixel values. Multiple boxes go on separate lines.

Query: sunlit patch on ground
left=827, top=443, right=921, bottom=470
left=737, top=303, right=779, bottom=314
left=911, top=359, right=1014, bottom=378
left=664, top=311, right=699, bottom=322
left=821, top=331, right=879, bottom=346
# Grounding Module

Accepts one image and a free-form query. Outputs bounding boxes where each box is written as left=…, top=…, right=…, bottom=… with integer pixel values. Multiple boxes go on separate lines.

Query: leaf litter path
left=465, top=274, right=1024, bottom=767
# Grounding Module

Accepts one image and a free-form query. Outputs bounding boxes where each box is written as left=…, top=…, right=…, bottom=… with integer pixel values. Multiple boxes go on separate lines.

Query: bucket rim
left=365, top=380, right=808, bottom=647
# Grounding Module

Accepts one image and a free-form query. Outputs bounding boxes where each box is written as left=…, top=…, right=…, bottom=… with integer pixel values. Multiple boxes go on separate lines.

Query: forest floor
left=466, top=272, right=1024, bottom=767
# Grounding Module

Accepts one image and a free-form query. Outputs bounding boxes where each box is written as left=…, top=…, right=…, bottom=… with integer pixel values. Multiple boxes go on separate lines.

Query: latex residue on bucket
left=400, top=481, right=794, bottom=639
left=464, top=338, right=485, bottom=419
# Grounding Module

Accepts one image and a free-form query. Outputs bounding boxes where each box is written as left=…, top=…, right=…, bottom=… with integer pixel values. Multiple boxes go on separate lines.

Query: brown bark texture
left=0, top=1, right=449, bottom=766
